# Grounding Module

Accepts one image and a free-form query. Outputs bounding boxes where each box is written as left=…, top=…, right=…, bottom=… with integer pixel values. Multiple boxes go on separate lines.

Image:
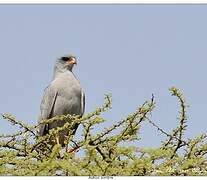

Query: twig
left=1, top=113, right=36, bottom=136
left=146, top=117, right=188, bottom=146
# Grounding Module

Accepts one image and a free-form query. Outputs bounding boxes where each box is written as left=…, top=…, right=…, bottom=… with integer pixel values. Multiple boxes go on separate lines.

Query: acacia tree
left=0, top=87, right=207, bottom=176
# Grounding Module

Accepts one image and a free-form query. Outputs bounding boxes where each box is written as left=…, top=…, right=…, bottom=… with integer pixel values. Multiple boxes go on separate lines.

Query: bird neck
left=53, top=65, right=73, bottom=79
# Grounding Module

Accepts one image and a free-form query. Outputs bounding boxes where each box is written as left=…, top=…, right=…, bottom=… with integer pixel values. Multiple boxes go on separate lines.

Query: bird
left=38, top=55, right=85, bottom=147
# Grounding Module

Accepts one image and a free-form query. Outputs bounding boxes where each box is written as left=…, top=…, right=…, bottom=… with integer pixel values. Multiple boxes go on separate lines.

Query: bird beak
left=68, top=57, right=77, bottom=65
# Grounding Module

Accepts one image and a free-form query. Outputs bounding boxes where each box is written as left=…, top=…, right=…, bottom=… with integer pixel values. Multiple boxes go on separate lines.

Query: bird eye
left=61, top=57, right=69, bottom=61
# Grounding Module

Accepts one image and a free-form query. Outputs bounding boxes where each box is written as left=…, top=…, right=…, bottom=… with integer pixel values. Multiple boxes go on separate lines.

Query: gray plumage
left=38, top=55, right=85, bottom=145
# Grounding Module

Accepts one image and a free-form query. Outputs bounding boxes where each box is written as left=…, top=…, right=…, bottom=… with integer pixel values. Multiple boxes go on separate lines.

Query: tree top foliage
left=0, top=87, right=207, bottom=176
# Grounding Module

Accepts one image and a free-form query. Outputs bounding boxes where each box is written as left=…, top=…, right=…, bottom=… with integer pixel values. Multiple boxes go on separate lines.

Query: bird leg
left=56, top=135, right=60, bottom=145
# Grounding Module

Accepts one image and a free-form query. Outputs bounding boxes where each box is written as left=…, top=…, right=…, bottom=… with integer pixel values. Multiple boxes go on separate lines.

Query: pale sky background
left=0, top=4, right=207, bottom=148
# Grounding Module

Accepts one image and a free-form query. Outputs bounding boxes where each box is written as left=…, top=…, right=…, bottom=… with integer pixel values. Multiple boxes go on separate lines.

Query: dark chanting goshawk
left=38, top=55, right=85, bottom=146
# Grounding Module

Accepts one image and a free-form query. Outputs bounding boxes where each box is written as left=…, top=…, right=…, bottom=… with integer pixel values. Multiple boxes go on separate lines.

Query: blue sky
left=0, top=5, right=207, bottom=148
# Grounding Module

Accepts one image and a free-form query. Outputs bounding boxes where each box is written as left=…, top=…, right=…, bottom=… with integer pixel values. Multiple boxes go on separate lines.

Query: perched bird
left=38, top=55, right=85, bottom=146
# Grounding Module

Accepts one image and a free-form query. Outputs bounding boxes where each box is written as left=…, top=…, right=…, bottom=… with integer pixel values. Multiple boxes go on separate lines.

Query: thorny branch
left=0, top=89, right=207, bottom=176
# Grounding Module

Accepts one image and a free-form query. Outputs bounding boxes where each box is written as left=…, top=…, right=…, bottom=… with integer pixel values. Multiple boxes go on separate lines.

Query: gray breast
left=52, top=72, right=82, bottom=116
left=48, top=72, right=82, bottom=130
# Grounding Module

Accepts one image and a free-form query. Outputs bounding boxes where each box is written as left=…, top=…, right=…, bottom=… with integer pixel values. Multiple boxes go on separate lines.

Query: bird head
left=56, top=55, right=77, bottom=72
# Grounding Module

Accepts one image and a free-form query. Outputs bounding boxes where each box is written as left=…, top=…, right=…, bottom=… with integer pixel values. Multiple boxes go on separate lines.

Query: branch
left=1, top=113, right=36, bottom=136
